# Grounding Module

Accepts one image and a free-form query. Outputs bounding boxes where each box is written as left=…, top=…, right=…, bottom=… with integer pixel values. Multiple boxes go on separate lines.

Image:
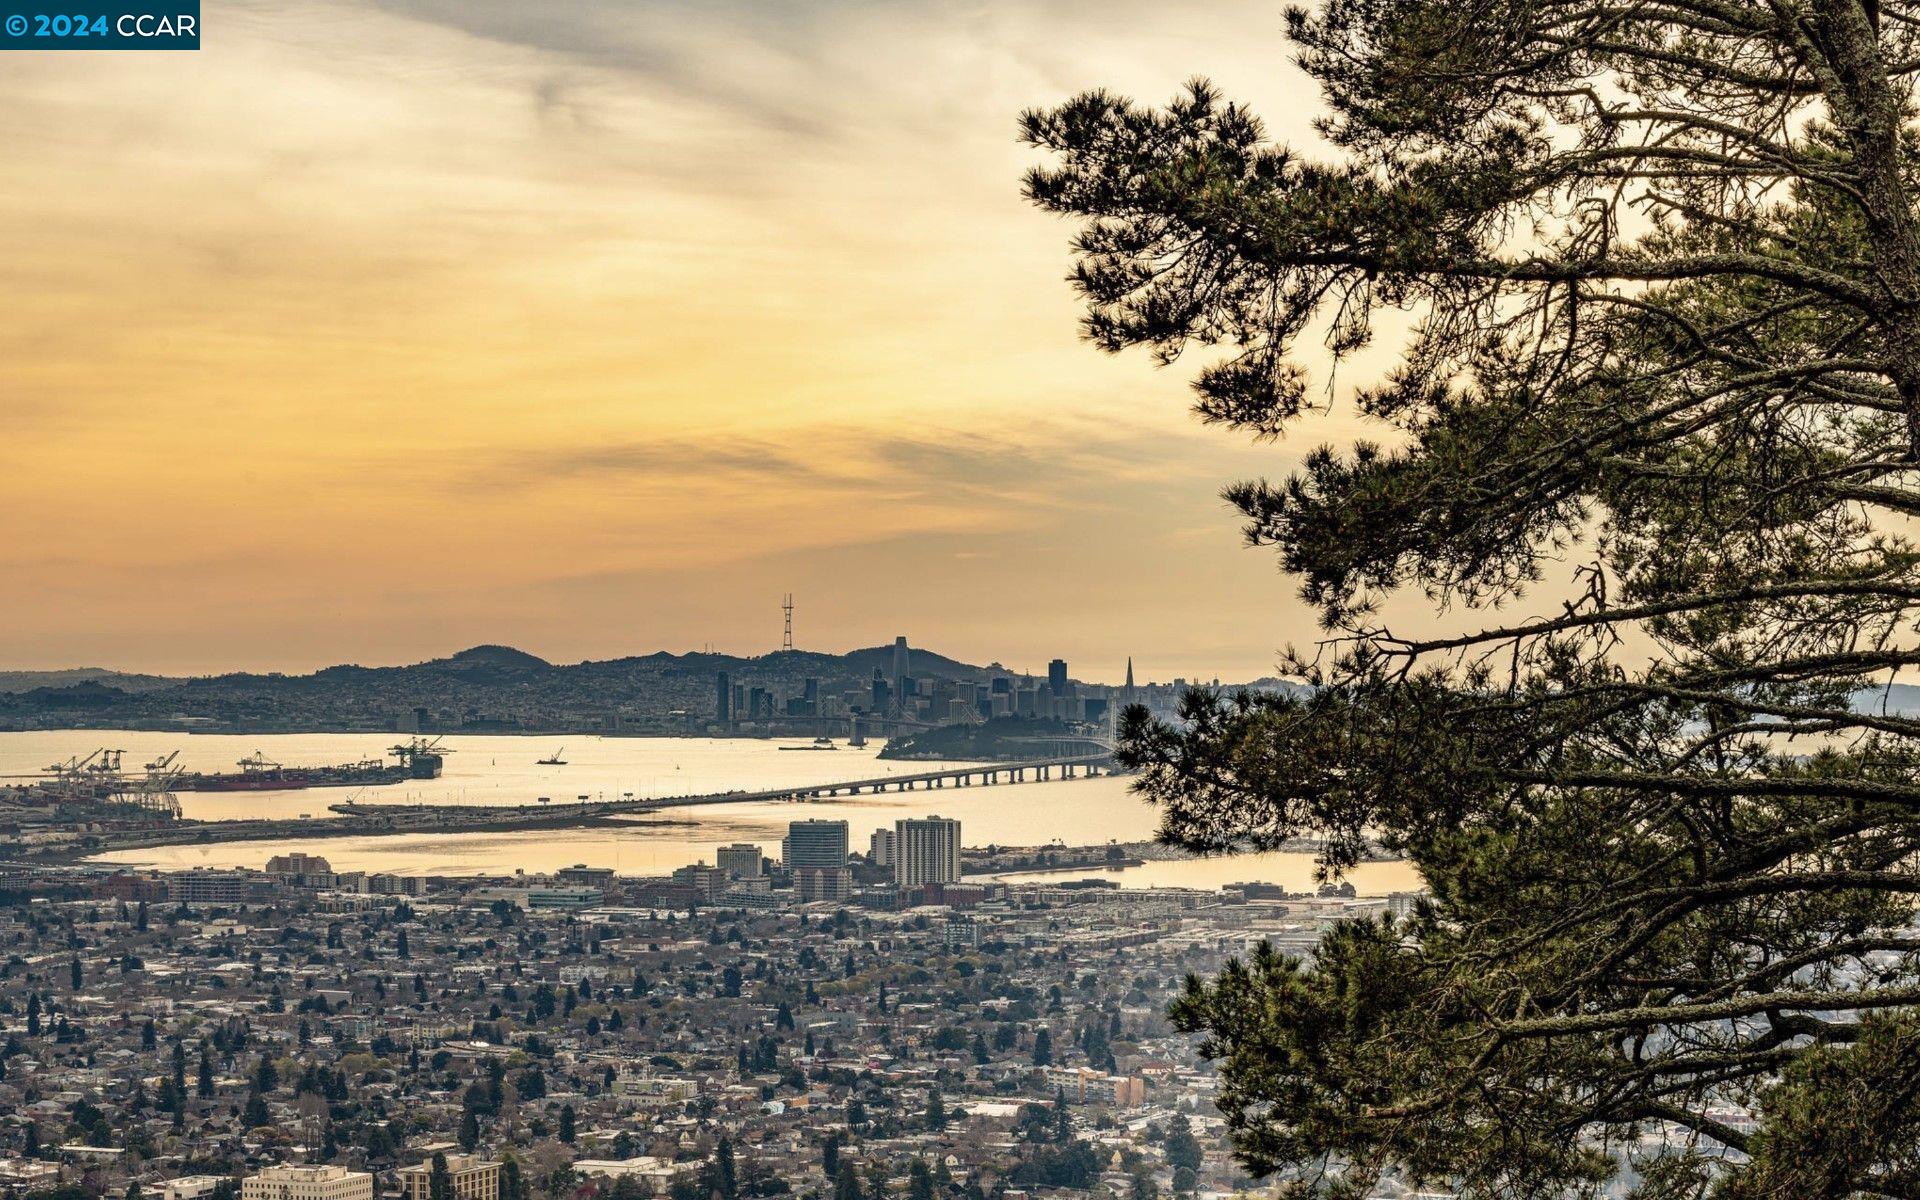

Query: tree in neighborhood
left=1025, top=0, right=1920, bottom=1192
left=833, top=1163, right=861, bottom=1200
left=1163, top=1116, right=1202, bottom=1176
left=715, top=1136, right=738, bottom=1200
left=557, top=1103, right=576, bottom=1145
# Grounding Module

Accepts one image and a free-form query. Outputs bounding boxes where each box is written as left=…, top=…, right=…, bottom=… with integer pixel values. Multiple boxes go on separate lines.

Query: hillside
left=0, top=643, right=1036, bottom=734
left=0, top=668, right=178, bottom=695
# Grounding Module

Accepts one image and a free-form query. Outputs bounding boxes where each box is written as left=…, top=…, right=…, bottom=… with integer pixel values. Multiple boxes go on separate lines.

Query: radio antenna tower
left=782, top=594, right=794, bottom=652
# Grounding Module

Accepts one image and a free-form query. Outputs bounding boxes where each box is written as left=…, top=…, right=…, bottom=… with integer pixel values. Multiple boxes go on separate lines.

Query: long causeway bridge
left=698, top=753, right=1118, bottom=802
left=29, top=752, right=1126, bottom=860
left=323, top=752, right=1120, bottom=830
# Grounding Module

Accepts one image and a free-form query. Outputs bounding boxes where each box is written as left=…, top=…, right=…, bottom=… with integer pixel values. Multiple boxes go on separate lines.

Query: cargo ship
left=176, top=738, right=447, bottom=792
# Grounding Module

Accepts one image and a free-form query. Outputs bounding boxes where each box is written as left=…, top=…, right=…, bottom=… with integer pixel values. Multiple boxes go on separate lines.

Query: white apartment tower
left=893, top=815, right=961, bottom=886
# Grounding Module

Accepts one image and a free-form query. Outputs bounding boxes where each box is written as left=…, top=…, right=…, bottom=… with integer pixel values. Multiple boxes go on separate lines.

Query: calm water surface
left=3, top=731, right=1421, bottom=892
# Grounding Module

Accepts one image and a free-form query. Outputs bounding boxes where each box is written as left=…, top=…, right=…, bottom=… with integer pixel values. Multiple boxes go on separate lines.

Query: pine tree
left=1024, top=0, right=1920, bottom=1191
left=833, top=1163, right=861, bottom=1200
left=1163, top=1116, right=1201, bottom=1174
left=715, top=1136, right=737, bottom=1200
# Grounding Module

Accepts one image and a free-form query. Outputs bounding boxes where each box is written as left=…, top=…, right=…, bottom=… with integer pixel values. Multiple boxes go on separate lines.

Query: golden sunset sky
left=0, top=0, right=1408, bottom=681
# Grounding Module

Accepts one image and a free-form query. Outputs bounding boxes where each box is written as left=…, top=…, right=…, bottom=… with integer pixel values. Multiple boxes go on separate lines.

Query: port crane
left=127, top=751, right=186, bottom=817
left=389, top=736, right=451, bottom=779
left=34, top=747, right=182, bottom=818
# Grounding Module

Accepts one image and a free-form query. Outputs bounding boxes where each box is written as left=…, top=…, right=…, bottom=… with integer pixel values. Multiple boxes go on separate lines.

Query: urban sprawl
left=0, top=817, right=1430, bottom=1200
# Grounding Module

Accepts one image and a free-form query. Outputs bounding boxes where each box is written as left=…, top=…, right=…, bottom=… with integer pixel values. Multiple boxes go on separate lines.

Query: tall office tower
left=1048, top=658, right=1069, bottom=696
left=1123, top=656, right=1136, bottom=705
left=894, top=815, right=961, bottom=886
left=891, top=636, right=910, bottom=697
left=869, top=827, right=896, bottom=867
left=716, top=843, right=764, bottom=879
left=715, top=672, right=732, bottom=722
left=785, top=819, right=849, bottom=870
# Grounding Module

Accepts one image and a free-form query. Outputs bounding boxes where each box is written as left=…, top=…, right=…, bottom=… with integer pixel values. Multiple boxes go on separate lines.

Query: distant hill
left=9, top=649, right=1905, bottom=733
left=0, top=668, right=177, bottom=695
left=0, top=642, right=1095, bottom=734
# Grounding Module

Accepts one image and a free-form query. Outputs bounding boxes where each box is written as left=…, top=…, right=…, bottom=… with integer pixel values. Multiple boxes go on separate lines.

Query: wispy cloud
left=0, top=0, right=1355, bottom=677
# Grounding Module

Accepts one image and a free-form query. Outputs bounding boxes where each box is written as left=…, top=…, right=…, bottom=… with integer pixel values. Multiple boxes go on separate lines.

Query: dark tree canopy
left=1025, top=0, right=1920, bottom=1194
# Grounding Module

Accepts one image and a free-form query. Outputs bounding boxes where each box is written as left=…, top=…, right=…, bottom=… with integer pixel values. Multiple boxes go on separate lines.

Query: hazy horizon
left=0, top=0, right=1417, bottom=681
left=4, top=633, right=1281, bottom=690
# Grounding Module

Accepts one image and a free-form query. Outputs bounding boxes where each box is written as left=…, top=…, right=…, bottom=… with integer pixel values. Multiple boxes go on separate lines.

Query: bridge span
left=327, top=753, right=1120, bottom=829
left=674, top=753, right=1118, bottom=804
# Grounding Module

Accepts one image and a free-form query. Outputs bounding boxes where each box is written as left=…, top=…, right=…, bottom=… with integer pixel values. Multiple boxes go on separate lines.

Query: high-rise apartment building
left=869, top=827, right=895, bottom=867
left=716, top=844, right=764, bottom=879
left=715, top=672, right=731, bottom=722
left=784, top=819, right=849, bottom=870
left=894, top=815, right=961, bottom=886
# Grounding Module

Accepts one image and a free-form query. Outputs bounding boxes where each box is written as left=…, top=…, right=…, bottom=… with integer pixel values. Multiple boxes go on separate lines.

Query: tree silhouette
left=1027, top=0, right=1920, bottom=1191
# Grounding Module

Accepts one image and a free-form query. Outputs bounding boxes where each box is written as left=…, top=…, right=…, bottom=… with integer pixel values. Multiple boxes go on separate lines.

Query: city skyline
left=0, top=0, right=1411, bottom=682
